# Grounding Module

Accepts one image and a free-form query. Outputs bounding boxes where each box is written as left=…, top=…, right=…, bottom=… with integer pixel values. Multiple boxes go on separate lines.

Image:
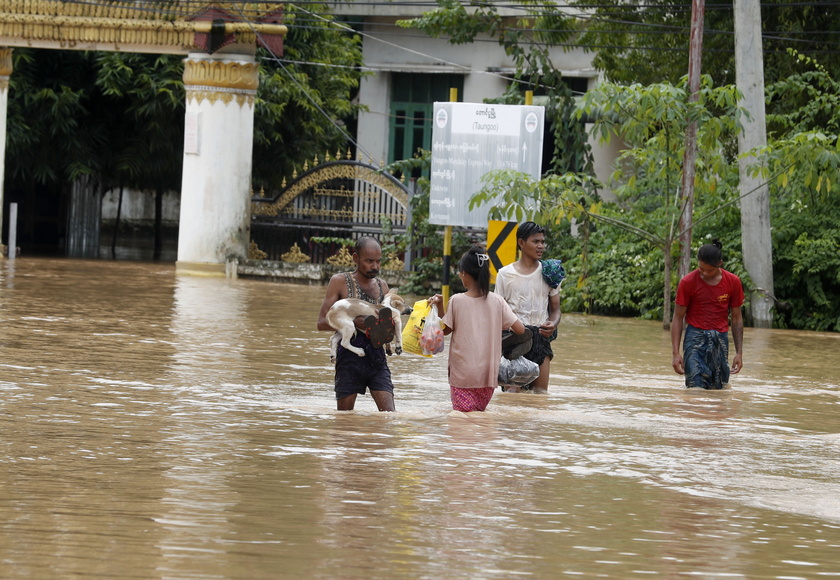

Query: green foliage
left=759, top=53, right=840, bottom=331
left=573, top=229, right=664, bottom=318
left=6, top=2, right=362, bottom=206
left=395, top=4, right=840, bottom=331
left=7, top=50, right=101, bottom=185
left=573, top=0, right=840, bottom=87
left=396, top=0, right=500, bottom=45
left=253, top=4, right=364, bottom=187
left=7, top=50, right=188, bottom=193
left=468, top=77, right=744, bottom=325
left=470, top=169, right=599, bottom=228
left=757, top=52, right=840, bottom=206
left=311, top=236, right=354, bottom=248
left=770, top=199, right=840, bottom=332
left=94, top=52, right=185, bottom=191
left=552, top=186, right=747, bottom=320
left=560, top=53, right=840, bottom=331
left=767, top=51, right=840, bottom=137
left=579, top=76, right=744, bottom=217
left=385, top=151, right=475, bottom=295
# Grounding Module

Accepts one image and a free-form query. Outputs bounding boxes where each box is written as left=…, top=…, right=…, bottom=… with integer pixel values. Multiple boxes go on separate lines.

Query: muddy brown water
left=1, top=258, right=838, bottom=579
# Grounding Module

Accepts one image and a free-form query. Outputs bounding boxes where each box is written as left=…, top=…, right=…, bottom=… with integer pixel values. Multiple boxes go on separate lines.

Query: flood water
left=1, top=258, right=839, bottom=579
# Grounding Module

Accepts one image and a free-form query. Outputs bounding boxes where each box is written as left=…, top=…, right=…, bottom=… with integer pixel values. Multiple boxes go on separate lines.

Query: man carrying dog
left=317, top=237, right=397, bottom=411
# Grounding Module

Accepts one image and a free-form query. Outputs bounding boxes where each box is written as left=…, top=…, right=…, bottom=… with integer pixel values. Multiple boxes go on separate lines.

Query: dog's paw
left=330, top=356, right=336, bottom=364
left=395, top=346, right=402, bottom=355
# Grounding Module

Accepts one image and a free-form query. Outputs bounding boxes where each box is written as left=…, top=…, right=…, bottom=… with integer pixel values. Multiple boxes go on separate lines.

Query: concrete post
left=8, top=202, right=16, bottom=261
left=734, top=0, right=775, bottom=327
left=176, top=52, right=258, bottom=277
left=0, top=48, right=12, bottom=252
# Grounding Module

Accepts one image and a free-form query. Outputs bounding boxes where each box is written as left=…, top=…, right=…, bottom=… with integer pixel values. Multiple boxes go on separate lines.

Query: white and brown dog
left=327, top=290, right=410, bottom=362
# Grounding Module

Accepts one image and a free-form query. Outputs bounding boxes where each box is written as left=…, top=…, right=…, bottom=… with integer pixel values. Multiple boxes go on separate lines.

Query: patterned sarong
left=450, top=386, right=495, bottom=412
left=683, top=324, right=730, bottom=389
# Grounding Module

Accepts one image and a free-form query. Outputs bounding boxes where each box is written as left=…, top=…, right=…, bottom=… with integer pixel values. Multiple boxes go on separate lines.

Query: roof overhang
left=0, top=1, right=286, bottom=55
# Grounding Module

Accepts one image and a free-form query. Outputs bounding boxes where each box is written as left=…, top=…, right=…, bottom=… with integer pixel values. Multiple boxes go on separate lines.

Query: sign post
left=441, top=88, right=458, bottom=307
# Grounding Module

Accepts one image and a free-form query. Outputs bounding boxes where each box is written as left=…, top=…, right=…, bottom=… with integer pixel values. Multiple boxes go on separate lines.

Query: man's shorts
left=334, top=333, right=394, bottom=400
left=523, top=324, right=555, bottom=367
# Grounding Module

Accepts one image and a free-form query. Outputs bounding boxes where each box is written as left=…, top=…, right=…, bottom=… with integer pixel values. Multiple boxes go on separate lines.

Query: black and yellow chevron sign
left=487, top=220, right=518, bottom=284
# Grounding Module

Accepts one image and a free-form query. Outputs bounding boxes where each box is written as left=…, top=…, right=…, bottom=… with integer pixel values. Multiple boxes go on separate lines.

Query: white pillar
left=0, top=48, right=11, bottom=255
left=176, top=53, right=257, bottom=276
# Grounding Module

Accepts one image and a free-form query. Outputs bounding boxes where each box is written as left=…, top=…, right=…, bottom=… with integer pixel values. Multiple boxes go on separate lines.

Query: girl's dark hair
left=459, top=245, right=491, bottom=297
left=697, top=239, right=723, bottom=265
left=516, top=221, right=545, bottom=241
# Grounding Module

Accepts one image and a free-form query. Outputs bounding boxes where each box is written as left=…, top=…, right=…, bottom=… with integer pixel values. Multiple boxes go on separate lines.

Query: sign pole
left=441, top=88, right=458, bottom=309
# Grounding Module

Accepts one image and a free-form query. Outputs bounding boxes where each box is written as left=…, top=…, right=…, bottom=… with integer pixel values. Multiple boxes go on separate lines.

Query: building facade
left=329, top=2, right=620, bottom=191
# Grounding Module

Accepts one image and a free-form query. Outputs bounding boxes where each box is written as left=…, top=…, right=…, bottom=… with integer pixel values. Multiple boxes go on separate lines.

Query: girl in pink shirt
left=429, top=246, right=526, bottom=412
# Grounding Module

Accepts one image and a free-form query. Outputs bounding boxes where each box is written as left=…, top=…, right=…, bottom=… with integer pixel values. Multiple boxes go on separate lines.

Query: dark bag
left=501, top=327, right=533, bottom=360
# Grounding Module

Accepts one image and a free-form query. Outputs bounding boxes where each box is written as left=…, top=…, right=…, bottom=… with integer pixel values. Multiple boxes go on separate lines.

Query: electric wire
left=230, top=3, right=384, bottom=168
left=30, top=0, right=840, bottom=114
left=39, top=0, right=840, bottom=52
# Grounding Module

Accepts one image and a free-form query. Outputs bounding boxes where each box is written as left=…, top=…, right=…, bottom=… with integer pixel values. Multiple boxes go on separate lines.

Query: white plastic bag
left=419, top=306, right=445, bottom=355
left=498, top=356, right=540, bottom=387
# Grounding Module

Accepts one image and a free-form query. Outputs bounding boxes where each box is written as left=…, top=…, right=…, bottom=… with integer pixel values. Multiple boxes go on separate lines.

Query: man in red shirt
left=671, top=241, right=745, bottom=389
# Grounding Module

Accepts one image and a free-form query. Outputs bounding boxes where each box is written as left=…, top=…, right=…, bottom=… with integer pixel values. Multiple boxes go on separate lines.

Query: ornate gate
left=250, top=156, right=412, bottom=263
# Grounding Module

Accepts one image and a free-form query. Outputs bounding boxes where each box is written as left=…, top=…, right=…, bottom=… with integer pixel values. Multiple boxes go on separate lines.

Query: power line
left=40, top=0, right=840, bottom=51
left=233, top=4, right=381, bottom=167
left=39, top=1, right=840, bottom=62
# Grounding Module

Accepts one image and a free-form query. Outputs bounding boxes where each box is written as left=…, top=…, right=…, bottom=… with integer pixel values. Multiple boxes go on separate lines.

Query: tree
left=574, top=0, right=840, bottom=87
left=5, top=2, right=364, bottom=256
left=6, top=50, right=109, bottom=185
left=471, top=77, right=745, bottom=328
left=750, top=53, right=840, bottom=331
left=6, top=49, right=108, bottom=255
left=252, top=4, right=364, bottom=187
left=95, top=52, right=186, bottom=259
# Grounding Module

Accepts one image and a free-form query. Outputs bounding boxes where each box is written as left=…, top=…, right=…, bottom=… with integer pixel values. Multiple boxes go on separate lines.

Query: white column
left=176, top=53, right=258, bottom=276
left=0, top=48, right=11, bottom=255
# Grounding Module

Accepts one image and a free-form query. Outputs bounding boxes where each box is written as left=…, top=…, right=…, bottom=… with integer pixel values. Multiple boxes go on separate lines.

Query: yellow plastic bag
left=401, top=299, right=432, bottom=357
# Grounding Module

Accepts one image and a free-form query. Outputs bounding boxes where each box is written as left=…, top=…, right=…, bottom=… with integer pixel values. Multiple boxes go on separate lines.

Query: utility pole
left=734, top=0, right=775, bottom=327
left=677, top=0, right=705, bottom=280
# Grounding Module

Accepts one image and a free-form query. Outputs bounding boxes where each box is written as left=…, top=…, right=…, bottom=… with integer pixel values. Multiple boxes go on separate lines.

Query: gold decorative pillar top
left=183, top=58, right=259, bottom=91
left=0, top=47, right=12, bottom=76
left=183, top=56, right=259, bottom=107
left=0, top=46, right=11, bottom=90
